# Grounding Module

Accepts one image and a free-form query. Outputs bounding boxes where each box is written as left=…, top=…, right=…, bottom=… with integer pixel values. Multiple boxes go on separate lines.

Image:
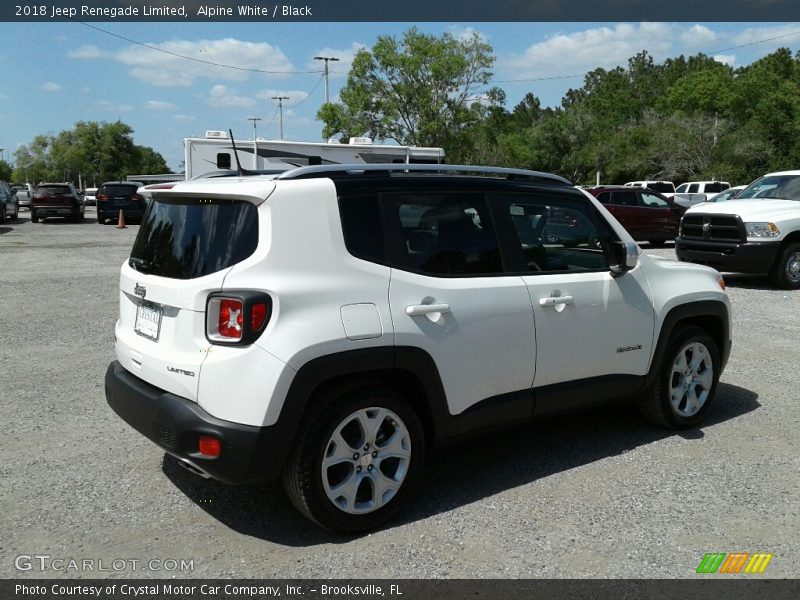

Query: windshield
left=737, top=175, right=800, bottom=200
left=129, top=197, right=259, bottom=279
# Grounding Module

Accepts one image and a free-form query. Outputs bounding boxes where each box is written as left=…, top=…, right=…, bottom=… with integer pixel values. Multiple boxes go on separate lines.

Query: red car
left=585, top=185, right=686, bottom=246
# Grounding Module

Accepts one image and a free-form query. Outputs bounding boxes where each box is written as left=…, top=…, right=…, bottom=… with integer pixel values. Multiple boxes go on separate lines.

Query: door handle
left=406, top=303, right=451, bottom=316
left=538, top=295, right=574, bottom=307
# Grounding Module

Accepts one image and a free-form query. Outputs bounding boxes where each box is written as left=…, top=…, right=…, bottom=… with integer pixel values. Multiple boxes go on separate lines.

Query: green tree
left=12, top=121, right=169, bottom=185
left=318, top=27, right=498, bottom=155
left=0, top=160, right=12, bottom=181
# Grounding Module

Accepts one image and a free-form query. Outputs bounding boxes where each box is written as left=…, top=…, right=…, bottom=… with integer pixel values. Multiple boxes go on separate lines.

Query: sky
left=2, top=21, right=800, bottom=173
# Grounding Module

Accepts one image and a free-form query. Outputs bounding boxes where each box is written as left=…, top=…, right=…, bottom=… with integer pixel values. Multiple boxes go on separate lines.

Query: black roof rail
left=275, top=163, right=572, bottom=186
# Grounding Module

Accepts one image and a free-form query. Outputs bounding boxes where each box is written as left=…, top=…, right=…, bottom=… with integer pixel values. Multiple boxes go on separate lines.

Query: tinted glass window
left=129, top=197, right=258, bottom=280
left=100, top=184, right=138, bottom=196
left=216, top=153, right=232, bottom=169
left=338, top=193, right=387, bottom=264
left=705, top=182, right=723, bottom=193
left=384, top=193, right=501, bottom=276
left=37, top=185, right=71, bottom=194
left=688, top=183, right=700, bottom=193
left=497, top=194, right=611, bottom=273
left=596, top=192, right=611, bottom=204
left=676, top=184, right=688, bottom=193
left=640, top=192, right=669, bottom=208
left=610, top=191, right=638, bottom=206
left=647, top=182, right=675, bottom=194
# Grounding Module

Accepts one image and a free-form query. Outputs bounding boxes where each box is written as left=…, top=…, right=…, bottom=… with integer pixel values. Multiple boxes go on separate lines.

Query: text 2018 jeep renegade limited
left=105, top=164, right=732, bottom=532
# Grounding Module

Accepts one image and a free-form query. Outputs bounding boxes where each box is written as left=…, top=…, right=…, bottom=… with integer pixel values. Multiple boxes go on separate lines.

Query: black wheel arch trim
left=644, top=300, right=731, bottom=390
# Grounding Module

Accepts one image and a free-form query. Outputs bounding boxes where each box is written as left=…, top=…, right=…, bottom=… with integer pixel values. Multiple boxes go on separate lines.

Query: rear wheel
left=768, top=243, right=800, bottom=290
left=638, top=326, right=720, bottom=429
left=283, top=385, right=425, bottom=532
left=0, top=204, right=5, bottom=223
left=31, top=210, right=38, bottom=223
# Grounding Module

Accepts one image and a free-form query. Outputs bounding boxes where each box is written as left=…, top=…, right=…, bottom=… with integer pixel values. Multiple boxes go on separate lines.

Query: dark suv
left=586, top=185, right=686, bottom=246
left=31, top=183, right=85, bottom=223
left=97, top=181, right=146, bottom=224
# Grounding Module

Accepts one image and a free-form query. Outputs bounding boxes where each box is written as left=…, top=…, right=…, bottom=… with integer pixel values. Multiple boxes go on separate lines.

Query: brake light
left=206, top=292, right=272, bottom=345
left=131, top=193, right=144, bottom=202
left=218, top=298, right=243, bottom=339
left=198, top=435, right=221, bottom=457
left=251, top=302, right=268, bottom=331
left=97, top=194, right=109, bottom=202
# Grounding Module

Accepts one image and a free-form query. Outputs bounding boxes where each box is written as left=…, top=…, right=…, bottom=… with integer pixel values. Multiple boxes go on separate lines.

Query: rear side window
left=688, top=183, right=700, bottom=193
left=610, top=191, right=638, bottom=206
left=338, top=193, right=387, bottom=264
left=129, top=197, right=258, bottom=280
left=647, top=182, right=674, bottom=194
left=384, top=193, right=502, bottom=276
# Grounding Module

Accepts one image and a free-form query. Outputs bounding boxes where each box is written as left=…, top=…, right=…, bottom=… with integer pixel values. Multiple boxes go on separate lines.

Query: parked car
left=624, top=180, right=676, bottom=197
left=11, top=183, right=34, bottom=210
left=106, top=163, right=731, bottom=532
left=705, top=185, right=746, bottom=203
left=676, top=170, right=800, bottom=289
left=31, top=183, right=85, bottom=223
left=83, top=187, right=98, bottom=206
left=674, top=181, right=731, bottom=207
left=586, top=185, right=685, bottom=245
left=0, top=181, right=20, bottom=223
left=96, top=181, right=145, bottom=224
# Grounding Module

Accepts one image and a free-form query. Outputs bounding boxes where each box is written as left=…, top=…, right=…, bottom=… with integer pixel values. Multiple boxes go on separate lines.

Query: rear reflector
left=198, top=435, right=221, bottom=457
left=251, top=302, right=269, bottom=331
left=218, top=298, right=243, bottom=340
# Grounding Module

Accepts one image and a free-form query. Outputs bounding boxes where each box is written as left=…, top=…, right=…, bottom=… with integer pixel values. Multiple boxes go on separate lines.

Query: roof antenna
left=228, top=129, right=255, bottom=177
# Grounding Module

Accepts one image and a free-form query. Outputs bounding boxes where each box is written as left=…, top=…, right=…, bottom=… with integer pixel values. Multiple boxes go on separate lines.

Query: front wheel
left=638, top=326, right=720, bottom=429
left=283, top=385, right=425, bottom=532
left=768, top=243, right=800, bottom=290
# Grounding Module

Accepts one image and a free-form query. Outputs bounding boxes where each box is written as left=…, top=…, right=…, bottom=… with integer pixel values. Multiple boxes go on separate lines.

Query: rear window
left=36, top=185, right=71, bottom=195
left=100, top=184, right=139, bottom=196
left=647, top=182, right=675, bottom=194
left=129, top=197, right=259, bottom=279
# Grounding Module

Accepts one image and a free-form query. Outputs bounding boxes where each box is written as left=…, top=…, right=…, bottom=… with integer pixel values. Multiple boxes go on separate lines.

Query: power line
left=78, top=21, right=323, bottom=76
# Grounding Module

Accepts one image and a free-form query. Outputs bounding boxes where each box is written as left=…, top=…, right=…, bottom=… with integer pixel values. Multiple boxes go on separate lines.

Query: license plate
left=134, top=303, right=162, bottom=341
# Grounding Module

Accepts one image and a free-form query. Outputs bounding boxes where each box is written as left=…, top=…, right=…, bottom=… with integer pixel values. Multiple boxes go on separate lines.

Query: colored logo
left=696, top=552, right=773, bottom=574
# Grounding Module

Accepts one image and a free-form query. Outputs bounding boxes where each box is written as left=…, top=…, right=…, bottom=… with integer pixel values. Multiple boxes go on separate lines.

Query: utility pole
left=271, top=96, right=289, bottom=139
left=314, top=55, right=340, bottom=104
left=247, top=116, right=262, bottom=169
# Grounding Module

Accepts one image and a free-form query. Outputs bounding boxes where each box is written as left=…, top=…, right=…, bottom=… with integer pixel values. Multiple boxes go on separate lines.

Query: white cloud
left=207, top=85, right=256, bottom=108
left=730, top=24, right=800, bottom=48
left=447, top=26, right=489, bottom=43
left=115, top=38, right=294, bottom=87
left=256, top=89, right=309, bottom=106
left=714, top=54, right=736, bottom=67
left=68, top=45, right=108, bottom=59
left=503, top=23, right=674, bottom=79
left=680, top=25, right=718, bottom=49
left=94, top=100, right=135, bottom=112
left=145, top=100, right=177, bottom=111
left=40, top=82, right=61, bottom=92
left=174, top=114, right=196, bottom=122
left=306, top=43, right=366, bottom=79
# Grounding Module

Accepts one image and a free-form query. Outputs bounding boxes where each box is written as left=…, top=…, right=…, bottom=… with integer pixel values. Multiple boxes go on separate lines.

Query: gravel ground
left=1, top=210, right=798, bottom=579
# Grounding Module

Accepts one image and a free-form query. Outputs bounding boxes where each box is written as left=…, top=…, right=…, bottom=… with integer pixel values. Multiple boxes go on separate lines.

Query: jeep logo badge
left=702, top=223, right=711, bottom=232
left=134, top=283, right=146, bottom=298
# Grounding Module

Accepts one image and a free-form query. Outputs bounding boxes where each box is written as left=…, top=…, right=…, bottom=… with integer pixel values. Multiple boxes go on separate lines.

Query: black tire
left=768, top=242, right=800, bottom=290
left=0, top=205, right=5, bottom=224
left=282, top=384, right=425, bottom=533
left=638, top=325, right=720, bottom=429
left=31, top=210, right=38, bottom=223
left=97, top=217, right=105, bottom=225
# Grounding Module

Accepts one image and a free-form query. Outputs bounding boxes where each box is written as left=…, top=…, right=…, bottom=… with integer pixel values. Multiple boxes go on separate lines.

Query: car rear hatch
left=115, top=183, right=274, bottom=401
left=34, top=186, right=73, bottom=206
left=98, top=183, right=140, bottom=209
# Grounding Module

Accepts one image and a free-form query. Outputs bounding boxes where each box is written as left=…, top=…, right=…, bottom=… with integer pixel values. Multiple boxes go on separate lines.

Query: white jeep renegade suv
left=106, top=164, right=732, bottom=532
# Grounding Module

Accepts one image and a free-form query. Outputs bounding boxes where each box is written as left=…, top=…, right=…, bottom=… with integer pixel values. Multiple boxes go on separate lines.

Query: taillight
left=131, top=193, right=144, bottom=202
left=198, top=435, right=221, bottom=457
left=206, top=292, right=271, bottom=345
left=97, top=194, right=109, bottom=202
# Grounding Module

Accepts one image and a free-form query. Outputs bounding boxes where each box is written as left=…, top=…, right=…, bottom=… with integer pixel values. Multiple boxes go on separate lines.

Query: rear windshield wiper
left=128, top=257, right=154, bottom=273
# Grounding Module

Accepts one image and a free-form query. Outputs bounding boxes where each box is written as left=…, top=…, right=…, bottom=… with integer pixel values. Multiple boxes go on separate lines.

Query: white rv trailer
left=184, top=131, right=446, bottom=180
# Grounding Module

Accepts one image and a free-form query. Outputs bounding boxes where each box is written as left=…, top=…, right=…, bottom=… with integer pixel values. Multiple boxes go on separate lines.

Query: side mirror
left=610, top=241, right=639, bottom=276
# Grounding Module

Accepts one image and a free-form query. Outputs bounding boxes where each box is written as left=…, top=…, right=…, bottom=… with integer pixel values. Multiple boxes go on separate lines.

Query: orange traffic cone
left=116, top=209, right=127, bottom=229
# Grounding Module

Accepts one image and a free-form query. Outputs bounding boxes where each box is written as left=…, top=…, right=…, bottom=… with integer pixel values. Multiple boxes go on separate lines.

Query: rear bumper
left=675, top=239, right=781, bottom=274
left=98, top=205, right=145, bottom=219
left=105, top=361, right=289, bottom=484
left=33, top=206, right=76, bottom=216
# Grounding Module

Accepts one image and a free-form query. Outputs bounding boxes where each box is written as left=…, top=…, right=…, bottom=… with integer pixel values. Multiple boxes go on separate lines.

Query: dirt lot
left=1, top=208, right=798, bottom=578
